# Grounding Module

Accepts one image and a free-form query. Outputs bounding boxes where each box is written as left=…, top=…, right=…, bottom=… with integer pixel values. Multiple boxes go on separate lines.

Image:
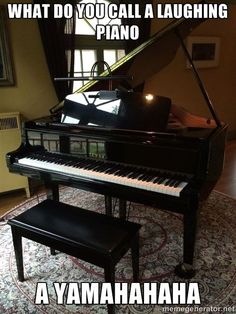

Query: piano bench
left=8, top=199, right=141, bottom=313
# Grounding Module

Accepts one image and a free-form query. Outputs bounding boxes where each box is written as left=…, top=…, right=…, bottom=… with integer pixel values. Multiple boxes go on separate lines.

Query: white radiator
left=0, top=112, right=29, bottom=197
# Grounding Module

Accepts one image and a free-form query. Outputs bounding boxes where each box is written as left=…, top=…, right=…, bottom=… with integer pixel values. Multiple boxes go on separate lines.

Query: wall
left=144, top=1, right=236, bottom=137
left=0, top=0, right=58, bottom=120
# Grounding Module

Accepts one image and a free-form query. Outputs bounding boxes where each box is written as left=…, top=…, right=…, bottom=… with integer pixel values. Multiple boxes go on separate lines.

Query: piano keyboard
left=18, top=153, right=188, bottom=197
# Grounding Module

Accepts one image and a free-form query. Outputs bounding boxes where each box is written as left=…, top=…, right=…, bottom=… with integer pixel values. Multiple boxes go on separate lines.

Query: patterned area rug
left=0, top=188, right=236, bottom=313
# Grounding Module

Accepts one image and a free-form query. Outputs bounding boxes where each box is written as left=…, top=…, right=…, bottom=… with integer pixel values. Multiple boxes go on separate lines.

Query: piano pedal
left=175, top=263, right=196, bottom=279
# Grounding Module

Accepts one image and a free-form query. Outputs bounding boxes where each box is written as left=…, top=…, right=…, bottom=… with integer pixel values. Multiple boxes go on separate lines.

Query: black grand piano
left=6, top=16, right=228, bottom=278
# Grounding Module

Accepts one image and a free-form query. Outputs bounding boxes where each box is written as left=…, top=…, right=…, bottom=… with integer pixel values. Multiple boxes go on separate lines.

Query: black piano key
left=105, top=165, right=119, bottom=175
left=127, top=170, right=137, bottom=178
left=66, top=161, right=77, bottom=166
left=136, top=174, right=146, bottom=180
left=84, top=161, right=101, bottom=170
left=144, top=175, right=156, bottom=182
left=127, top=172, right=135, bottom=178
left=140, top=175, right=149, bottom=181
left=173, top=180, right=182, bottom=187
left=153, top=177, right=164, bottom=184
left=126, top=167, right=138, bottom=175
left=114, top=169, right=126, bottom=176
left=168, top=179, right=178, bottom=187
left=119, top=169, right=133, bottom=177
left=104, top=166, right=118, bottom=174
left=94, top=164, right=109, bottom=172
left=78, top=160, right=91, bottom=167
left=164, top=178, right=172, bottom=186
left=135, top=173, right=146, bottom=180
left=139, top=173, right=153, bottom=181
left=104, top=167, right=115, bottom=174
left=126, top=171, right=134, bottom=178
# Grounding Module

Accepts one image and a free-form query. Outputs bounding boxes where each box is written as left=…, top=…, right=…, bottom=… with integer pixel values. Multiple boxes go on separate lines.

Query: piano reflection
left=6, top=16, right=227, bottom=278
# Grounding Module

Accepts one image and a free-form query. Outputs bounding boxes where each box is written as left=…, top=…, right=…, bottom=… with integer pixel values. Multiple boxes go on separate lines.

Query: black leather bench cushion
left=8, top=199, right=141, bottom=255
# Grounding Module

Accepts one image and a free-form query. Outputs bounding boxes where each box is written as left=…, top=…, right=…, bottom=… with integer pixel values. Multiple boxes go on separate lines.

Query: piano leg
left=175, top=198, right=199, bottom=278
left=45, top=183, right=59, bottom=255
left=119, top=199, right=127, bottom=219
left=45, top=183, right=59, bottom=201
left=105, top=195, right=112, bottom=216
left=105, top=197, right=127, bottom=219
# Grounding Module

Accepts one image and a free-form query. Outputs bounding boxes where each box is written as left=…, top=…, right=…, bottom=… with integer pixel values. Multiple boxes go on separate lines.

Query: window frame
left=75, top=35, right=125, bottom=73
left=67, top=0, right=126, bottom=89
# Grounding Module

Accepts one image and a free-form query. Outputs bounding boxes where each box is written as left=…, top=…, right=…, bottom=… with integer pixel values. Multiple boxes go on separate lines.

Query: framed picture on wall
left=0, top=5, right=14, bottom=86
left=187, top=36, right=221, bottom=69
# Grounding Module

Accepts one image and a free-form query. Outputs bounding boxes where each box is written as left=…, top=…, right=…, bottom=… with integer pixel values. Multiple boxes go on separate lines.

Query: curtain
left=34, top=0, right=76, bottom=102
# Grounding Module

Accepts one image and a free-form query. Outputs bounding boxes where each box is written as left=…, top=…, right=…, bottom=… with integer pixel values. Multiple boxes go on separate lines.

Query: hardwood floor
left=0, top=190, right=28, bottom=218
left=1, top=140, right=236, bottom=218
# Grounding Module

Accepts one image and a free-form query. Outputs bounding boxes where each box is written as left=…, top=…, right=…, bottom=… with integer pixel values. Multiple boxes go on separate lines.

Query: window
left=72, top=0, right=126, bottom=92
